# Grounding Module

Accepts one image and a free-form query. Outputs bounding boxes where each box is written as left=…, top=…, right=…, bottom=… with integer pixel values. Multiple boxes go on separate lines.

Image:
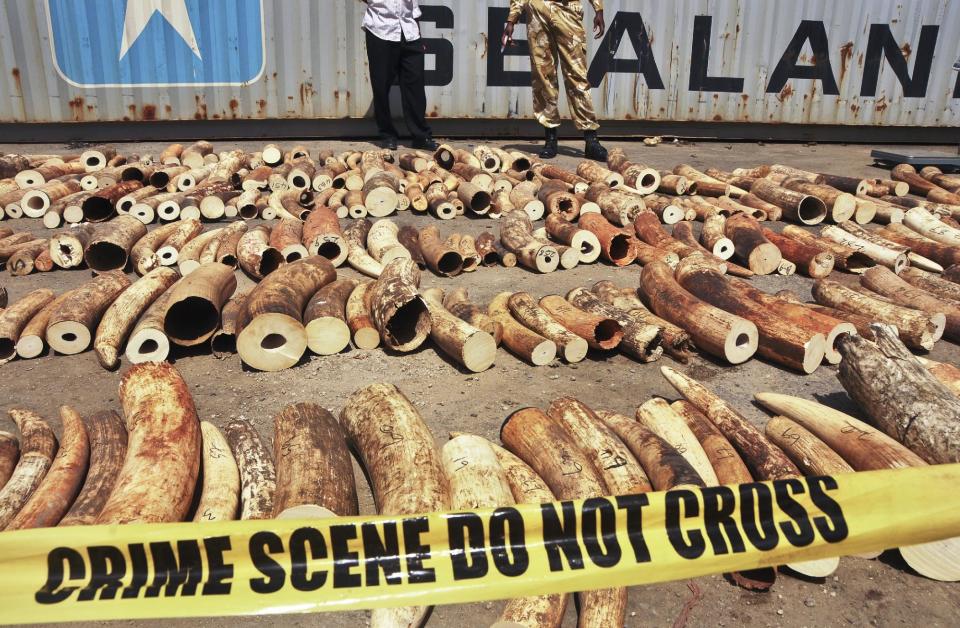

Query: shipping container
left=0, top=0, right=958, bottom=135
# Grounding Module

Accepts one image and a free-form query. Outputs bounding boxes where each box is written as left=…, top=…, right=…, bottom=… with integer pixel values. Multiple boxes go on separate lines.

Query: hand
left=502, top=22, right=515, bottom=49
left=593, top=10, right=605, bottom=39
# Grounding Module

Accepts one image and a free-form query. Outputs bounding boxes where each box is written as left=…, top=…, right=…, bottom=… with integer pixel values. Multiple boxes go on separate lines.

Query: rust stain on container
left=142, top=104, right=156, bottom=120
left=194, top=95, right=208, bottom=120
left=11, top=68, right=21, bottom=96
left=68, top=97, right=84, bottom=121
left=777, top=84, right=794, bottom=103
left=839, top=41, right=854, bottom=85
left=229, top=99, right=239, bottom=118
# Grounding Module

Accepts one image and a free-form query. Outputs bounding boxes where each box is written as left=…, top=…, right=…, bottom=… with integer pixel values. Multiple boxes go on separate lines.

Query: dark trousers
left=365, top=30, right=432, bottom=140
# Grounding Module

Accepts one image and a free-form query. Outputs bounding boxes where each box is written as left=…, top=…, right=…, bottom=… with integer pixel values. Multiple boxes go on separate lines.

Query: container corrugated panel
left=0, top=0, right=957, bottom=126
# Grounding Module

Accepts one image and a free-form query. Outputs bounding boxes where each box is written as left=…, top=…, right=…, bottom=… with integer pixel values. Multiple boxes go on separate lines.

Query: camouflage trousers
left=526, top=0, right=599, bottom=131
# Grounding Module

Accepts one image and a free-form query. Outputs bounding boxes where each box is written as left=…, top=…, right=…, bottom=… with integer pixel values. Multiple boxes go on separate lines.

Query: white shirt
left=362, top=0, right=422, bottom=42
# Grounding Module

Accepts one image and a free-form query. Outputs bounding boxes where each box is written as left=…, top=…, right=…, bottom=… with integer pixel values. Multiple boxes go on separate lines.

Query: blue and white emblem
left=46, top=0, right=265, bottom=87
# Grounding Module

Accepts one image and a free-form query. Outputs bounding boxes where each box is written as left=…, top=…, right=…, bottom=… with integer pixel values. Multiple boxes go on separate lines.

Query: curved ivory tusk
left=94, top=267, right=180, bottom=369
left=0, top=410, right=57, bottom=529
left=193, top=422, right=240, bottom=522
left=340, top=383, right=448, bottom=628
left=636, top=398, right=719, bottom=486
left=97, top=363, right=201, bottom=524
left=501, top=407, right=627, bottom=628
left=546, top=397, right=651, bottom=494
left=7, top=406, right=89, bottom=530
left=273, top=403, right=358, bottom=518
left=59, top=410, right=127, bottom=526
left=224, top=419, right=276, bottom=520
left=508, top=292, right=587, bottom=363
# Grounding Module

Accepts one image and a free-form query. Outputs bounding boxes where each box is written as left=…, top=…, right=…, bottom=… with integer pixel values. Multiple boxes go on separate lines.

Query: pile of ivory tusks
left=4, top=243, right=960, bottom=377
left=0, top=256, right=678, bottom=373
left=2, top=362, right=956, bottom=624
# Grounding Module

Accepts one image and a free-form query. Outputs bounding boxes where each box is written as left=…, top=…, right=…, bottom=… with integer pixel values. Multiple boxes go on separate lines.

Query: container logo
left=46, top=0, right=265, bottom=87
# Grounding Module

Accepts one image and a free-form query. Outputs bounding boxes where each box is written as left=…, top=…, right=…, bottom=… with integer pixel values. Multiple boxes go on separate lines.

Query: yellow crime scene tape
left=1, top=464, right=959, bottom=624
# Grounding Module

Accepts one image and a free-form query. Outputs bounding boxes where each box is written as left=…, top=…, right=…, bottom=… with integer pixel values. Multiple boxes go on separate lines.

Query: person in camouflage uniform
left=503, top=0, right=608, bottom=160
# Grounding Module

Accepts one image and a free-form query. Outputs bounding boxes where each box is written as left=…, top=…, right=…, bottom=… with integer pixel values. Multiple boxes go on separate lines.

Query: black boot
left=539, top=128, right=559, bottom=159
left=584, top=130, right=608, bottom=162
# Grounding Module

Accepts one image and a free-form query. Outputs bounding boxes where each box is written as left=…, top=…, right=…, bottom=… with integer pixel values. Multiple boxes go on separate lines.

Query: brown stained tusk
left=269, top=218, right=308, bottom=263
left=779, top=225, right=875, bottom=274
left=661, top=367, right=799, bottom=481
left=93, top=267, right=180, bottom=370
left=0, top=432, right=18, bottom=490
left=699, top=215, right=735, bottom=260
left=0, top=289, right=55, bottom=365
left=96, top=364, right=200, bottom=524
left=304, top=278, right=357, bottom=356
left=761, top=228, right=835, bottom=278
left=566, top=287, right=662, bottom=363
left=340, top=383, right=448, bottom=628
left=723, top=213, right=782, bottom=275
left=595, top=410, right=703, bottom=491
left=671, top=221, right=755, bottom=278
left=750, top=178, right=826, bottom=225
left=419, top=225, right=463, bottom=277
left=501, top=407, right=627, bottom=628
left=6, top=406, right=89, bottom=530
left=636, top=398, right=719, bottom=485
left=161, top=263, right=237, bottom=348
left=397, top=225, right=428, bottom=268
left=508, top=292, right=587, bottom=363
left=0, top=410, right=57, bottom=529
left=273, top=404, right=358, bottom=518
left=488, top=293, right=557, bottom=366
left=639, top=261, right=758, bottom=365
left=591, top=281, right=695, bottom=363
left=878, top=224, right=960, bottom=268
left=780, top=178, right=857, bottom=223
left=675, top=257, right=826, bottom=373
left=45, top=271, right=131, bottom=356
left=577, top=213, right=638, bottom=266
left=59, top=411, right=127, bottom=526
left=812, top=279, right=943, bottom=351
left=224, top=419, right=276, bottom=520
left=722, top=278, right=854, bottom=365
left=421, top=292, right=496, bottom=373
left=84, top=215, right=148, bottom=273
left=369, top=258, right=431, bottom=353
left=547, top=397, right=652, bottom=494
left=236, top=256, right=336, bottom=371
left=860, top=267, right=960, bottom=341
left=538, top=294, right=623, bottom=351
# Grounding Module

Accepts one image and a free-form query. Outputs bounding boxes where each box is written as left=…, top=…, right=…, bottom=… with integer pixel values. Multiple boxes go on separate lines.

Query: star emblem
left=119, top=0, right=202, bottom=60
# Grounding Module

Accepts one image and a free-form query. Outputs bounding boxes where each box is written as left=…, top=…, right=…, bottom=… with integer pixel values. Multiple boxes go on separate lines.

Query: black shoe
left=539, top=128, right=559, bottom=159
left=411, top=136, right=438, bottom=150
left=379, top=136, right=398, bottom=150
left=584, top=131, right=608, bottom=162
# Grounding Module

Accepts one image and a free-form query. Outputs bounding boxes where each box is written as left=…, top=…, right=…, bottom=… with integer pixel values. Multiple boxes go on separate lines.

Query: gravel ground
left=1, top=138, right=959, bottom=627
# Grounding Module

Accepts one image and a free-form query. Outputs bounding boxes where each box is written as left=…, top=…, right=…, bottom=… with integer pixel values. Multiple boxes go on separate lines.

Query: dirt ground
left=2, top=138, right=959, bottom=627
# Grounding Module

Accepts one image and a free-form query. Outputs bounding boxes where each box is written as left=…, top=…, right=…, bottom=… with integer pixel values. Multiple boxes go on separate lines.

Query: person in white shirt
left=361, top=0, right=437, bottom=150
